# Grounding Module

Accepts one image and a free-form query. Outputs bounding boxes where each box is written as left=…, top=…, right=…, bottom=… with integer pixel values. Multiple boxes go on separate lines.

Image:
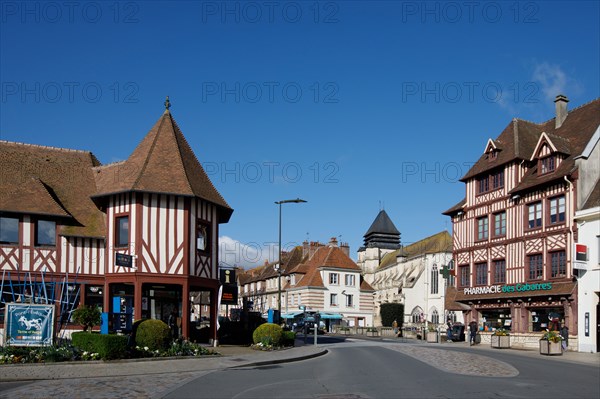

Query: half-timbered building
left=443, top=96, right=600, bottom=350
left=0, top=101, right=232, bottom=342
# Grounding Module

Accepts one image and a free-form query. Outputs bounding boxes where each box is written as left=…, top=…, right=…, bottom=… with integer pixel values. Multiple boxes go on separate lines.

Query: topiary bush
left=72, top=305, right=102, bottom=331
left=252, top=322, right=282, bottom=346
left=135, top=319, right=171, bottom=351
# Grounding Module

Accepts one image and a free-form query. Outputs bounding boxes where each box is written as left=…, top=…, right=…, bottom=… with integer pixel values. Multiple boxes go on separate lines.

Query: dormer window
left=476, top=169, right=504, bottom=194
left=539, top=155, right=556, bottom=175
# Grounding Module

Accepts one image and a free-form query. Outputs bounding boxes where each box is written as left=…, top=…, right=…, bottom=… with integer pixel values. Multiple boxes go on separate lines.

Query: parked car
left=293, top=318, right=325, bottom=334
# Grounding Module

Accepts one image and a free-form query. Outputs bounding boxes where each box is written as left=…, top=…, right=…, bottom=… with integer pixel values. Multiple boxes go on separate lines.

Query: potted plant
left=491, top=328, right=510, bottom=349
left=539, top=330, right=562, bottom=355
left=339, top=326, right=350, bottom=335
left=426, top=325, right=438, bottom=343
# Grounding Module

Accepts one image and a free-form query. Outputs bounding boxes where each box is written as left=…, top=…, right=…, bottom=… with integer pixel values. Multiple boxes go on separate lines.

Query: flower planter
left=491, top=335, right=510, bottom=349
left=366, top=329, right=379, bottom=337
left=539, top=340, right=562, bottom=355
left=426, top=331, right=438, bottom=343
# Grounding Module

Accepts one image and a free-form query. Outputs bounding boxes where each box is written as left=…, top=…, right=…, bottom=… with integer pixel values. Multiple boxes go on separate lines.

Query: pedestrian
left=446, top=319, right=453, bottom=342
left=168, top=309, right=179, bottom=340
left=560, top=323, right=569, bottom=351
left=468, top=321, right=478, bottom=346
left=392, top=319, right=398, bottom=335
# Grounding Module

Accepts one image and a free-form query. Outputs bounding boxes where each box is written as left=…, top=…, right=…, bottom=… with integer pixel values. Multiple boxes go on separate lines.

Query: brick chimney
left=328, top=237, right=339, bottom=247
left=554, top=94, right=569, bottom=129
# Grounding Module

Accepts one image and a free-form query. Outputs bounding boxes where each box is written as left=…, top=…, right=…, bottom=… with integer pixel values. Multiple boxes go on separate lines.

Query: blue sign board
left=4, top=303, right=55, bottom=346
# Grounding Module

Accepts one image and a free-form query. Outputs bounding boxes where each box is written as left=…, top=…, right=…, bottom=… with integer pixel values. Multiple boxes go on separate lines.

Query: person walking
left=392, top=319, right=398, bottom=336
left=446, top=319, right=453, bottom=342
left=468, top=320, right=478, bottom=346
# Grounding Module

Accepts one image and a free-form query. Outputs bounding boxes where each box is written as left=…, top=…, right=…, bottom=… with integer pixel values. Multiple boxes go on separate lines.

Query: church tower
left=357, top=210, right=401, bottom=283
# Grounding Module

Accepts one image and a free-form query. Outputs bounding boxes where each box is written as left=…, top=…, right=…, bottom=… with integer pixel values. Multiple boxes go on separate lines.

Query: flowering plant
left=541, top=329, right=562, bottom=343
left=492, top=328, right=509, bottom=336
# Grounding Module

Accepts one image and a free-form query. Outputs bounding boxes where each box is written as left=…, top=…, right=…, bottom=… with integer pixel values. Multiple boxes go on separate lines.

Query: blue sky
left=1, top=1, right=599, bottom=267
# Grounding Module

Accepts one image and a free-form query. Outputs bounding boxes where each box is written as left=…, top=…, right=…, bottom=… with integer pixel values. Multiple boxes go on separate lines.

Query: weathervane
left=164, top=96, right=171, bottom=111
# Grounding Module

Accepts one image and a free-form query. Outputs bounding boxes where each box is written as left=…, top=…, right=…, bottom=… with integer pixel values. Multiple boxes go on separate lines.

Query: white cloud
left=532, top=62, right=581, bottom=102
left=218, top=236, right=278, bottom=269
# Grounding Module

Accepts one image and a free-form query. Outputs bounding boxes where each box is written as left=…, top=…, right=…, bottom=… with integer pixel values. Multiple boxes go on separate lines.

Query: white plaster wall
left=576, top=207, right=600, bottom=352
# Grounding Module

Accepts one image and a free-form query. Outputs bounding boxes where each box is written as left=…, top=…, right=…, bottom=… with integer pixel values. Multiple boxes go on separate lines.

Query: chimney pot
left=554, top=94, right=569, bottom=129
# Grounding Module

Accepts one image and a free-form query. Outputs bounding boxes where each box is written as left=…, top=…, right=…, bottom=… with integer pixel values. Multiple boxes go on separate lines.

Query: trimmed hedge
left=135, top=319, right=171, bottom=351
left=280, top=330, right=296, bottom=347
left=252, top=323, right=282, bottom=346
left=71, top=332, right=128, bottom=360
left=380, top=303, right=404, bottom=328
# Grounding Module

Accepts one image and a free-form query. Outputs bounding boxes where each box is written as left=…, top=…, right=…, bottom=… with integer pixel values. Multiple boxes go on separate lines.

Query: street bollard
left=314, top=323, right=318, bottom=346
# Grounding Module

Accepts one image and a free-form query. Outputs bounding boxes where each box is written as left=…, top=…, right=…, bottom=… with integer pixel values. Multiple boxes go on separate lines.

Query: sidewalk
left=0, top=342, right=328, bottom=382
left=351, top=334, right=600, bottom=367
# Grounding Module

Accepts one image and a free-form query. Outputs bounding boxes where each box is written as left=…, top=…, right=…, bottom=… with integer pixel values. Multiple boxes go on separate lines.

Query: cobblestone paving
left=388, top=345, right=519, bottom=377
left=0, top=371, right=204, bottom=399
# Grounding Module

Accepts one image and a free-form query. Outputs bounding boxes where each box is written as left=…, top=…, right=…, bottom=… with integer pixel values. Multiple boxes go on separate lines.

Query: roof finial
left=164, top=96, right=171, bottom=111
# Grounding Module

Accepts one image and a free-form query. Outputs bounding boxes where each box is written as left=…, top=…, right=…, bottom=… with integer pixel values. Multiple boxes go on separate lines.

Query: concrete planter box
left=539, top=340, right=562, bottom=355
left=491, top=335, right=510, bottom=349
left=426, top=331, right=438, bottom=343
left=366, top=329, right=379, bottom=337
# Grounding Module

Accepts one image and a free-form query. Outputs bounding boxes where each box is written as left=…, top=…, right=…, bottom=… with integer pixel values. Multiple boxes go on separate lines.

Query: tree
left=380, top=303, right=404, bottom=328
left=72, top=305, right=102, bottom=332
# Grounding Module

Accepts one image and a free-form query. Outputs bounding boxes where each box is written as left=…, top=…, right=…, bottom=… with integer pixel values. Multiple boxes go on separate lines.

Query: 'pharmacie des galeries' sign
left=463, top=282, right=553, bottom=295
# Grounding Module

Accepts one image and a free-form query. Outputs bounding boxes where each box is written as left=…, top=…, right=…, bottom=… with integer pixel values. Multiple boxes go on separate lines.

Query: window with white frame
left=548, top=196, right=565, bottom=225
left=345, top=274, right=355, bottom=286
left=345, top=294, right=353, bottom=307
left=330, top=293, right=338, bottom=306
left=329, top=273, right=339, bottom=285
left=431, top=309, right=439, bottom=324
left=431, top=265, right=438, bottom=294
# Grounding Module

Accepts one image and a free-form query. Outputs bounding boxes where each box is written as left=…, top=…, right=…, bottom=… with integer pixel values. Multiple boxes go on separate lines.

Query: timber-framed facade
left=443, top=96, right=600, bottom=350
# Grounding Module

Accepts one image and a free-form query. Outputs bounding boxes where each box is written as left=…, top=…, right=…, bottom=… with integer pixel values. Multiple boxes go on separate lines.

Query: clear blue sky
left=1, top=1, right=599, bottom=267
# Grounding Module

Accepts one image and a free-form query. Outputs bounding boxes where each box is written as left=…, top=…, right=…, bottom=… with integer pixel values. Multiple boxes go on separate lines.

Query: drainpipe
left=563, top=175, right=574, bottom=331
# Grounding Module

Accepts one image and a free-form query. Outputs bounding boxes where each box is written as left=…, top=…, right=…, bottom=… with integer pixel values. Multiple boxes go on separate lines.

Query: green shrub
left=135, top=319, right=171, bottom=351
left=380, top=303, right=404, bottom=328
left=252, top=323, right=282, bottom=346
left=72, top=305, right=102, bottom=331
left=72, top=331, right=128, bottom=360
left=280, top=330, right=296, bottom=347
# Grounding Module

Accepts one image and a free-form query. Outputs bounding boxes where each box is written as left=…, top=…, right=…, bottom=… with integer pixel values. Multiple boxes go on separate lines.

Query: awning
left=319, top=312, right=343, bottom=320
left=281, top=311, right=303, bottom=319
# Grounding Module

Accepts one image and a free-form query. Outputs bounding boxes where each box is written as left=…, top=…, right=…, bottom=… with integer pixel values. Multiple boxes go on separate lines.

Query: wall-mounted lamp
left=457, top=211, right=464, bottom=216
left=511, top=194, right=521, bottom=202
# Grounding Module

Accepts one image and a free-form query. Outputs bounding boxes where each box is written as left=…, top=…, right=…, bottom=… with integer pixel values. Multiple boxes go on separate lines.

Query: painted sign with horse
left=4, top=303, right=55, bottom=346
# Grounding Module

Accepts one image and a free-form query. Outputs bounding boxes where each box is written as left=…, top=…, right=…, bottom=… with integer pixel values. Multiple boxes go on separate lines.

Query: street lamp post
left=275, top=198, right=307, bottom=325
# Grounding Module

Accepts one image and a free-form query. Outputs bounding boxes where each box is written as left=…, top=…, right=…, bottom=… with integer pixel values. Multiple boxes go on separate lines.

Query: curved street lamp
left=275, top=198, right=307, bottom=324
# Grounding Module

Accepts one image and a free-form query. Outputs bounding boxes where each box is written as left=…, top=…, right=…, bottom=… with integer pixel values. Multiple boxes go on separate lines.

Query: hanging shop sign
left=4, top=303, right=55, bottom=346
left=463, top=282, right=553, bottom=295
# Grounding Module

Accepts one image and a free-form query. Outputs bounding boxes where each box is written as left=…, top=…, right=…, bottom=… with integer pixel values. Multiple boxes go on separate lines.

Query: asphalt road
left=164, top=340, right=600, bottom=399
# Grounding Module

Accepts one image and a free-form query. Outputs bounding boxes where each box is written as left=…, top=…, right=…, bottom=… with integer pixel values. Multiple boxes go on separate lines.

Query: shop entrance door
left=142, top=284, right=182, bottom=327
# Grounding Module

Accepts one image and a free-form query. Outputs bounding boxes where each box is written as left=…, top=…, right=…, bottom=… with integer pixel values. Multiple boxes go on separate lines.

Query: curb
left=229, top=348, right=329, bottom=369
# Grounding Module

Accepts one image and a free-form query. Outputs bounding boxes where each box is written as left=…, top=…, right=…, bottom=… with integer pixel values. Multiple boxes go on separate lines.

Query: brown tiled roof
left=378, top=231, right=452, bottom=270
left=0, top=141, right=105, bottom=238
left=93, top=110, right=232, bottom=222
left=238, top=246, right=307, bottom=284
left=442, top=198, right=466, bottom=216
left=460, top=99, right=600, bottom=186
left=294, top=246, right=363, bottom=288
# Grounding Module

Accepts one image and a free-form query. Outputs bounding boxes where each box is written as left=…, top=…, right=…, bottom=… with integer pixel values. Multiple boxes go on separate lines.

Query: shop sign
left=4, top=303, right=55, bottom=346
left=463, top=282, right=553, bottom=295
